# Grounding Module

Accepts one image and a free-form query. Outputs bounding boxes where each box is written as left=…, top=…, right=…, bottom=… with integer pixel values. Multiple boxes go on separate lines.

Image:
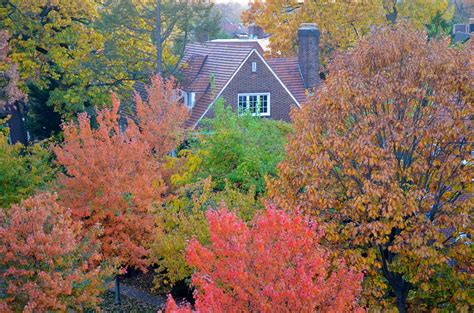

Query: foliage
left=0, top=30, right=25, bottom=110
left=0, top=128, right=55, bottom=208
left=195, top=102, right=292, bottom=194
left=0, top=0, right=113, bottom=120
left=0, top=193, right=106, bottom=312
left=54, top=76, right=188, bottom=271
left=269, top=24, right=473, bottom=311
left=166, top=206, right=364, bottom=312
left=98, top=0, right=222, bottom=77
left=152, top=177, right=262, bottom=290
left=243, top=0, right=453, bottom=66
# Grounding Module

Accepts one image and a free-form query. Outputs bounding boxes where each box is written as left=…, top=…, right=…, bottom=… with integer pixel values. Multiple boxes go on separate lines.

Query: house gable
left=196, top=49, right=300, bottom=127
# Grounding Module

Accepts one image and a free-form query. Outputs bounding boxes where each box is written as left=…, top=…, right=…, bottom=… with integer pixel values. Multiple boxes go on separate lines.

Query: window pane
left=260, top=95, right=267, bottom=113
left=249, top=95, right=257, bottom=113
left=238, top=95, right=246, bottom=114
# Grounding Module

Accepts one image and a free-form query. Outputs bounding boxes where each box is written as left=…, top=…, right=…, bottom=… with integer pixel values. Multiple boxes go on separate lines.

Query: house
left=180, top=23, right=320, bottom=129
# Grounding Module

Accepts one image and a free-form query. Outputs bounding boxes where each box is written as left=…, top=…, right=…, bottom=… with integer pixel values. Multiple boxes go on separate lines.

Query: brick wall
left=203, top=51, right=298, bottom=122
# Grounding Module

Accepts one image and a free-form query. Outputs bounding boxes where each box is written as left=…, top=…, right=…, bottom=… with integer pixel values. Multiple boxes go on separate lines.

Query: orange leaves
left=168, top=206, right=364, bottom=312
left=54, top=75, right=188, bottom=271
left=135, top=76, right=188, bottom=157
left=0, top=193, right=105, bottom=312
left=270, top=24, right=473, bottom=309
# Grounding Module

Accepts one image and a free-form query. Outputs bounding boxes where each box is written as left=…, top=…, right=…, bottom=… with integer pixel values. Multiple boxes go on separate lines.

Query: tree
left=0, top=30, right=25, bottom=110
left=166, top=206, right=364, bottom=312
left=1, top=1, right=111, bottom=120
left=243, top=0, right=453, bottom=66
left=0, top=128, right=55, bottom=208
left=269, top=24, right=472, bottom=311
left=152, top=177, right=262, bottom=290
left=194, top=102, right=292, bottom=194
left=53, top=76, right=188, bottom=271
left=0, top=193, right=105, bottom=312
left=98, top=0, right=222, bottom=78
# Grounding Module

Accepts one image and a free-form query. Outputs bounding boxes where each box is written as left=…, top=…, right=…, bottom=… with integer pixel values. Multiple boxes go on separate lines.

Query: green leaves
left=0, top=129, right=55, bottom=208
left=197, top=101, right=292, bottom=195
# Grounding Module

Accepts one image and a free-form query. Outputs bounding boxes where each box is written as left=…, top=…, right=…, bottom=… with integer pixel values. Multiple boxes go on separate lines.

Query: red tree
left=54, top=76, right=188, bottom=270
left=0, top=193, right=104, bottom=312
left=166, top=206, right=364, bottom=312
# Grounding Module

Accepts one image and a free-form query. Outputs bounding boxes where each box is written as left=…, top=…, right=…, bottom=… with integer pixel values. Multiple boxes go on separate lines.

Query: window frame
left=237, top=92, right=270, bottom=117
left=183, top=91, right=196, bottom=109
left=251, top=61, right=257, bottom=73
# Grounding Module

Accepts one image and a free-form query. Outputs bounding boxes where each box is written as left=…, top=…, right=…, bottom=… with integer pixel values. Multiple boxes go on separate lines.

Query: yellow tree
left=1, top=0, right=111, bottom=118
left=243, top=0, right=453, bottom=66
left=269, top=24, right=473, bottom=311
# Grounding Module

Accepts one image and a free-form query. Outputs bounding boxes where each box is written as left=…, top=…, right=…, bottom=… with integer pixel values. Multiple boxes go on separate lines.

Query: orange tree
left=269, top=24, right=473, bottom=311
left=243, top=0, right=453, bottom=66
left=54, top=76, right=188, bottom=271
left=166, top=206, right=364, bottom=312
left=0, top=193, right=105, bottom=312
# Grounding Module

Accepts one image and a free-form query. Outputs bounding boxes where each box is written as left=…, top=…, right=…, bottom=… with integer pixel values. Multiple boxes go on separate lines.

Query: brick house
left=180, top=23, right=321, bottom=128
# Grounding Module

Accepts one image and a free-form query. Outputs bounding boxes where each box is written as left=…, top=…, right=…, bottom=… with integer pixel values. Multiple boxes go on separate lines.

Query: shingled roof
left=180, top=40, right=307, bottom=128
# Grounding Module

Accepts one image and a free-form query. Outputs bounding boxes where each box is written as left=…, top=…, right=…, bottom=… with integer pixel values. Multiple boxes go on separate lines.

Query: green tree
left=1, top=1, right=111, bottom=119
left=0, top=127, right=55, bottom=208
left=98, top=0, right=222, bottom=78
left=192, top=101, right=292, bottom=194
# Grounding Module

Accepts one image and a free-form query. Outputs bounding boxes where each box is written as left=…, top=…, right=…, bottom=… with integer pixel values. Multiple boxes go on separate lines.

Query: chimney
left=298, top=23, right=320, bottom=90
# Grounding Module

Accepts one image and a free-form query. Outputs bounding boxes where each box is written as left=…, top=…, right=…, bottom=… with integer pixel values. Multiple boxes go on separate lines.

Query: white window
left=251, top=61, right=257, bottom=73
left=184, top=92, right=195, bottom=109
left=238, top=93, right=270, bottom=116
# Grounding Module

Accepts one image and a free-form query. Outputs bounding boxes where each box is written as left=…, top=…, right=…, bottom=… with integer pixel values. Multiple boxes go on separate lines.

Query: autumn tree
left=98, top=0, right=222, bottom=77
left=0, top=30, right=25, bottom=110
left=0, top=193, right=105, bottom=312
left=243, top=0, right=453, bottom=65
left=152, top=177, right=262, bottom=289
left=269, top=24, right=473, bottom=311
left=165, top=206, right=364, bottom=312
left=54, top=76, right=188, bottom=271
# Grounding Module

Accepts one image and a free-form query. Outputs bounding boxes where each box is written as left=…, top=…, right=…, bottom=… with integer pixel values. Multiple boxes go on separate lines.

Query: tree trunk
left=395, top=287, right=408, bottom=313
left=156, top=0, right=162, bottom=75
left=114, top=275, right=121, bottom=305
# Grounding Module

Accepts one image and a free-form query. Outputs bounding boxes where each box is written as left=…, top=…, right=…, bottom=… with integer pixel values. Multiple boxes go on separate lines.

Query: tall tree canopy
left=97, top=0, right=222, bottom=77
left=269, top=24, right=473, bottom=311
left=54, top=77, right=188, bottom=271
left=243, top=0, right=453, bottom=65
left=1, top=0, right=111, bottom=118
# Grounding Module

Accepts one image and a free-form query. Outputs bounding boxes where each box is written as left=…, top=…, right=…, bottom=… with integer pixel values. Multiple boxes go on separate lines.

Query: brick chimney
left=298, top=23, right=320, bottom=90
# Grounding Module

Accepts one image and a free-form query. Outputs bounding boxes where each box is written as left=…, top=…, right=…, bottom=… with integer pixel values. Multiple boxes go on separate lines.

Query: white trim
left=238, top=92, right=271, bottom=116
left=254, top=51, right=301, bottom=109
left=193, top=49, right=301, bottom=129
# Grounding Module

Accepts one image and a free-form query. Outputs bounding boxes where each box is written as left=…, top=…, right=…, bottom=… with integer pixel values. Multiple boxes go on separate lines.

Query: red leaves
left=0, top=193, right=104, bottom=312
left=54, top=76, right=188, bottom=271
left=168, top=206, right=364, bottom=312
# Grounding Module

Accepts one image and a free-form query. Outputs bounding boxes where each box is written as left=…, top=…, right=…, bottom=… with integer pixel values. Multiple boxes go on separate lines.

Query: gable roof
left=267, top=57, right=307, bottom=104
left=181, top=41, right=264, bottom=127
left=180, top=41, right=307, bottom=128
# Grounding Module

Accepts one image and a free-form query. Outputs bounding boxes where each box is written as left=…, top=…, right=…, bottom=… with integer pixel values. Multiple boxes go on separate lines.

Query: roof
left=180, top=41, right=307, bottom=128
left=267, top=58, right=306, bottom=104
left=180, top=41, right=264, bottom=127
